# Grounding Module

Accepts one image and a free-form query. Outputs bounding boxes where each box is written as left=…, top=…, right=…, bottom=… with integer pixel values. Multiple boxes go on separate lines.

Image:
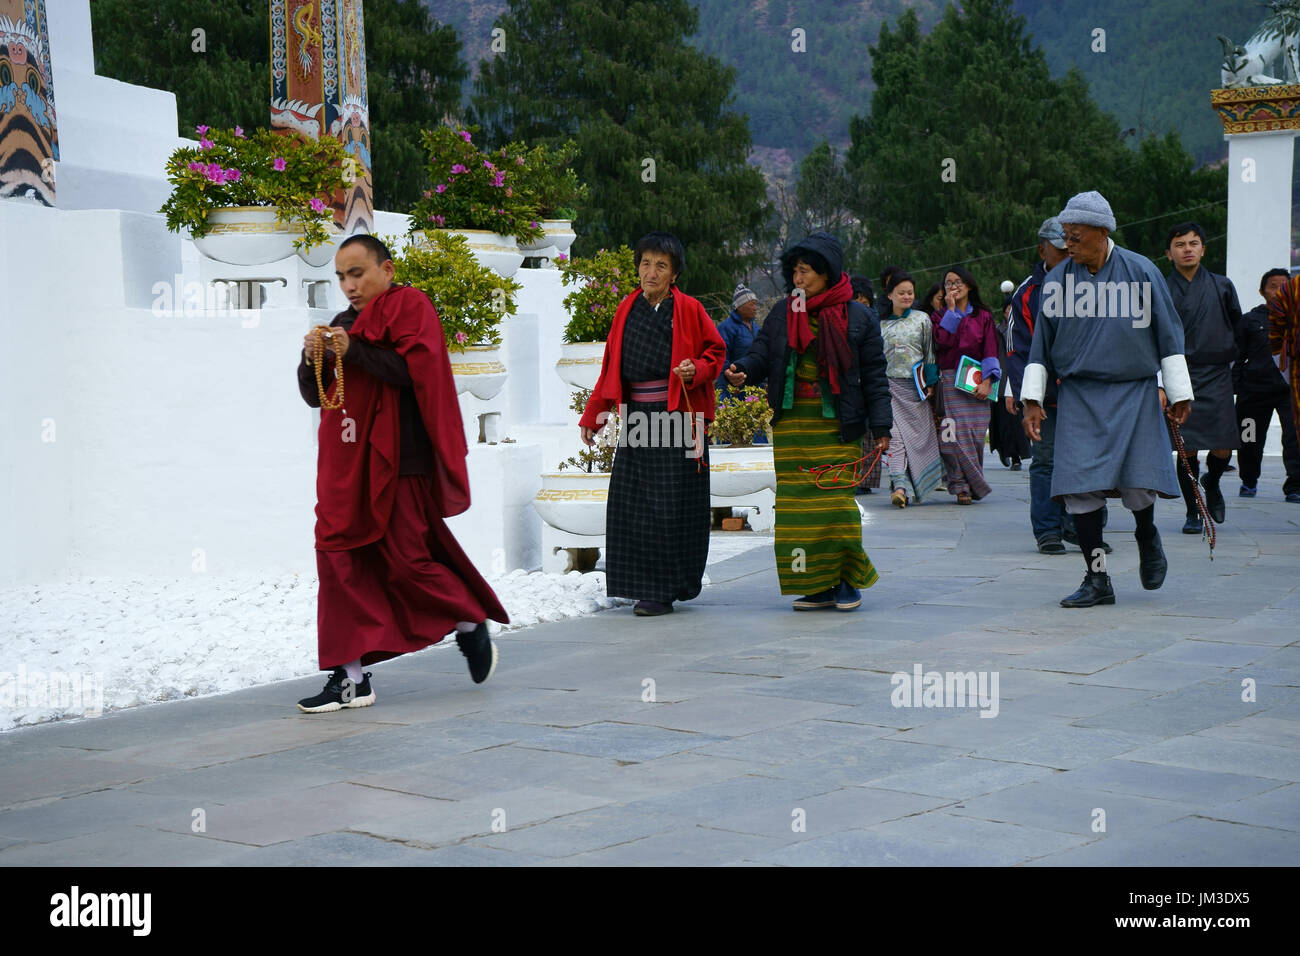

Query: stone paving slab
left=2, top=464, right=1296, bottom=865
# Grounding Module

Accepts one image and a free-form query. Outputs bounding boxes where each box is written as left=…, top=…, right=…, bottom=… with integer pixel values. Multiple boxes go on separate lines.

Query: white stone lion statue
left=1220, top=1, right=1300, bottom=87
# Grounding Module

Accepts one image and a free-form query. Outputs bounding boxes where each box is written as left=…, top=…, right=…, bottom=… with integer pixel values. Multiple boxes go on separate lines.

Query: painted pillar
left=0, top=0, right=58, bottom=205
left=270, top=0, right=372, bottom=234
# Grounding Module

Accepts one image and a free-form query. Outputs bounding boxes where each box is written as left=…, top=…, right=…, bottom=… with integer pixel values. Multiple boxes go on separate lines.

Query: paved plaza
left=2, top=464, right=1297, bottom=866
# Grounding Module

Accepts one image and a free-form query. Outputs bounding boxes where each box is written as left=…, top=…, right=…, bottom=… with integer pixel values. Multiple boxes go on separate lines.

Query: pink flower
left=199, top=138, right=214, bottom=150
left=223, top=167, right=242, bottom=183
left=204, top=162, right=223, bottom=182
left=234, top=126, right=244, bottom=138
left=422, top=190, right=432, bottom=198
left=483, top=159, right=494, bottom=169
left=195, top=124, right=209, bottom=135
left=516, top=156, right=524, bottom=165
left=530, top=221, right=539, bottom=228
left=556, top=253, right=568, bottom=263
left=309, top=198, right=327, bottom=213
left=459, top=130, right=472, bottom=142
left=434, top=214, right=445, bottom=227
left=273, top=157, right=287, bottom=171
left=450, top=163, right=467, bottom=175
left=455, top=331, right=469, bottom=343
left=744, top=395, right=758, bottom=402
left=505, top=187, right=513, bottom=196
left=435, top=183, right=447, bottom=194
left=187, top=161, right=204, bottom=173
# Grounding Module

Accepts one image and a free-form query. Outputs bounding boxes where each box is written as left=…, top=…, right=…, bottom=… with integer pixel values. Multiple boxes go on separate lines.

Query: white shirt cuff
left=1160, top=354, right=1193, bottom=404
left=1021, top=363, right=1047, bottom=404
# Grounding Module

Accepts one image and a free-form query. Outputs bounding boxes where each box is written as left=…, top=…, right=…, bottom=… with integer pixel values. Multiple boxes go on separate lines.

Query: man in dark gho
left=1235, top=268, right=1300, bottom=502
left=1165, top=222, right=1243, bottom=533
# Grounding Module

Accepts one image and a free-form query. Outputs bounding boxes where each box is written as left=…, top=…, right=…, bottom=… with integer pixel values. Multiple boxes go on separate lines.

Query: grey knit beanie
left=731, top=283, right=758, bottom=310
left=1058, top=191, right=1116, bottom=232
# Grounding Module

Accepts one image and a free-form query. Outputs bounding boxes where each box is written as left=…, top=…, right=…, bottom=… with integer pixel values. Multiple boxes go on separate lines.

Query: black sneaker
left=456, top=622, right=498, bottom=684
left=297, top=668, right=374, bottom=713
left=1182, top=514, right=1203, bottom=535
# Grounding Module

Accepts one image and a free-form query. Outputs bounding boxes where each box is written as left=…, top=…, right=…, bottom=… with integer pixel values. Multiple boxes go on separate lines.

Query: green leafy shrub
left=408, top=125, right=543, bottom=244
left=508, top=139, right=588, bottom=220
left=160, top=124, right=349, bottom=252
left=709, top=386, right=773, bottom=447
left=388, top=232, right=521, bottom=352
left=559, top=388, right=618, bottom=473
left=559, top=246, right=635, bottom=343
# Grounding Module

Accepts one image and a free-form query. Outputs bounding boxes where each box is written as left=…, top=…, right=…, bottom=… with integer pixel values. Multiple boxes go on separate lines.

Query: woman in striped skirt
left=579, top=233, right=726, bottom=617
left=930, top=266, right=1000, bottom=504
left=878, top=268, right=943, bottom=507
left=724, top=233, right=892, bottom=612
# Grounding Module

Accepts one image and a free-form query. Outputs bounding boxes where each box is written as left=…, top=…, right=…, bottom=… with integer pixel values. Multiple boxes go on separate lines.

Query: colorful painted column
left=270, top=0, right=372, bottom=233
left=0, top=0, right=58, bottom=206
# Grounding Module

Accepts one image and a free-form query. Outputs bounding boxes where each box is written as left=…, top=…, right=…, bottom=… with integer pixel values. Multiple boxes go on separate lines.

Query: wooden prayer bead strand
left=311, top=325, right=346, bottom=410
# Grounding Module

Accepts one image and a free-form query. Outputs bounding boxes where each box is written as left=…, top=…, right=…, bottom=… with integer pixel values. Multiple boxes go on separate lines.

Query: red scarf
left=786, top=271, right=854, bottom=394
left=1269, top=276, right=1300, bottom=449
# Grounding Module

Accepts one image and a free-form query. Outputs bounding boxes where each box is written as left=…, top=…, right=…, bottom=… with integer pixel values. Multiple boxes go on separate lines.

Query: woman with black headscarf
left=724, top=233, right=892, bottom=612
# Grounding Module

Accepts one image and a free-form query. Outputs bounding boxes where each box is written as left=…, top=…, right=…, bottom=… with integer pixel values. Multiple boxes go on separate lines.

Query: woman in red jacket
left=579, top=233, right=726, bottom=616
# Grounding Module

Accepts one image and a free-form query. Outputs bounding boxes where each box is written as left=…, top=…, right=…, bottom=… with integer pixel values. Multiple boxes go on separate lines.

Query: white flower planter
left=448, top=345, right=508, bottom=400
left=709, top=444, right=777, bottom=498
left=533, top=470, right=610, bottom=536
left=520, top=219, right=577, bottom=263
left=415, top=228, right=523, bottom=278
left=193, top=206, right=339, bottom=267
left=555, top=341, right=606, bottom=390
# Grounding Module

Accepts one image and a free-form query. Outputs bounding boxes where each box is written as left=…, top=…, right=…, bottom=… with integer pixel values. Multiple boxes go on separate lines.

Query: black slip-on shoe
left=1037, top=536, right=1067, bottom=555
left=297, top=668, right=375, bottom=713
left=792, top=588, right=836, bottom=611
left=1200, top=474, right=1225, bottom=524
left=633, top=599, right=674, bottom=617
left=1060, top=572, right=1115, bottom=608
left=456, top=622, right=498, bottom=684
left=1136, top=529, right=1168, bottom=590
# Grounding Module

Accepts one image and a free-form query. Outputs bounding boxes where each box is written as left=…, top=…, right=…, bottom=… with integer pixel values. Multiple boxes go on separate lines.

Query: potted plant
left=408, top=125, right=543, bottom=278
left=510, top=139, right=587, bottom=259
left=388, top=231, right=521, bottom=400
left=709, top=386, right=777, bottom=500
left=533, top=388, right=619, bottom=537
left=555, top=245, right=635, bottom=389
left=160, top=124, right=348, bottom=266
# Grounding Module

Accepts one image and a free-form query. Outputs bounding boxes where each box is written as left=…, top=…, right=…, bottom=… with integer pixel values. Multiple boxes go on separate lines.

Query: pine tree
left=470, top=0, right=770, bottom=305
left=845, top=0, right=1226, bottom=291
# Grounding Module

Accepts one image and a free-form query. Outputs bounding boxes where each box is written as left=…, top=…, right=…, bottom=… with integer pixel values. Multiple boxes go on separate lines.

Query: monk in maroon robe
left=295, top=235, right=508, bottom=713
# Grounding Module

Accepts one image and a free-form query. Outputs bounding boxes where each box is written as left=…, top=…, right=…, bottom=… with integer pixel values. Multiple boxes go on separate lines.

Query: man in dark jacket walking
left=1236, top=268, right=1300, bottom=501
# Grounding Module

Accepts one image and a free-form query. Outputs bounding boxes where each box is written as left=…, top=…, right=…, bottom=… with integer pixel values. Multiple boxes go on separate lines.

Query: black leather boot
left=1135, top=527, right=1168, bottom=590
left=1060, top=572, right=1115, bottom=607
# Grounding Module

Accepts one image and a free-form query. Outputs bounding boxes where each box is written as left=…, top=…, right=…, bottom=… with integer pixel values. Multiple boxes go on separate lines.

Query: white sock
left=343, top=659, right=363, bottom=683
left=454, top=621, right=479, bottom=633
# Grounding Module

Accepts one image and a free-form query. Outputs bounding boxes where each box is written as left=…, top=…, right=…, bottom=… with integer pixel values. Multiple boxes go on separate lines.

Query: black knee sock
left=1177, top=457, right=1200, bottom=516
left=1133, top=503, right=1156, bottom=541
left=1205, top=453, right=1229, bottom=487
left=1074, top=508, right=1106, bottom=574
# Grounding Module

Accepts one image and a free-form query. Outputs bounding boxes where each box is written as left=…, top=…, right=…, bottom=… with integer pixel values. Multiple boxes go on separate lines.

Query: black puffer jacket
left=733, top=233, right=892, bottom=444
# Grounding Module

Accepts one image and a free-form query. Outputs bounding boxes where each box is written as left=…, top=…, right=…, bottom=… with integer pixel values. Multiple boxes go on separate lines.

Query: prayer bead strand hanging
left=310, top=326, right=346, bottom=411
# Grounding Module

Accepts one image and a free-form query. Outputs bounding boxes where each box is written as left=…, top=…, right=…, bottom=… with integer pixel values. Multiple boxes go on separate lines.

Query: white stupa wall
left=1224, top=129, right=1294, bottom=307
left=1, top=3, right=589, bottom=587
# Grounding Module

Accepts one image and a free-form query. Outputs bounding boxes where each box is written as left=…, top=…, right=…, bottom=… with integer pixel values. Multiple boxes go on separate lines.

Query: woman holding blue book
left=930, top=266, right=1000, bottom=504
left=879, top=267, right=943, bottom=507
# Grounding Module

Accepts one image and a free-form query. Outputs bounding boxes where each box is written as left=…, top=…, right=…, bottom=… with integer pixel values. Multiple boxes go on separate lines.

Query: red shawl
left=579, top=287, right=726, bottom=430
left=314, top=284, right=470, bottom=551
left=787, top=272, right=854, bottom=394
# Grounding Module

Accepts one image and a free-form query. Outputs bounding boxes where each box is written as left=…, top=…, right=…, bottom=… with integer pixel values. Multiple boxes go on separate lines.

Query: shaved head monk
left=294, top=234, right=508, bottom=713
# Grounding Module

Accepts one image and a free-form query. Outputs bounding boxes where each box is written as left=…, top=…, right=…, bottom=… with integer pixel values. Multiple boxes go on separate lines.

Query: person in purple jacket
left=931, top=266, right=1000, bottom=503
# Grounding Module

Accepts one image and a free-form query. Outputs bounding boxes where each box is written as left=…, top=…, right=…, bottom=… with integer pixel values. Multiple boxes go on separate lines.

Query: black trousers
left=1235, top=391, right=1300, bottom=496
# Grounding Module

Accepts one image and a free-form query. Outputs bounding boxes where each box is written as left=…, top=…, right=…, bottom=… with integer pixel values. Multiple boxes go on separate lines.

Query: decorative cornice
left=1212, top=85, right=1300, bottom=134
